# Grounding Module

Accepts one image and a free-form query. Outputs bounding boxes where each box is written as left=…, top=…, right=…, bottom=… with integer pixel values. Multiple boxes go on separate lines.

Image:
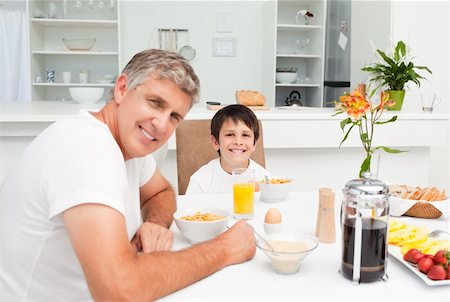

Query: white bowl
left=62, top=38, right=96, bottom=51
left=173, top=207, right=230, bottom=244
left=94, top=74, right=116, bottom=84
left=69, top=87, right=104, bottom=103
left=276, top=72, right=297, bottom=84
left=256, top=232, right=318, bottom=274
left=259, top=178, right=294, bottom=203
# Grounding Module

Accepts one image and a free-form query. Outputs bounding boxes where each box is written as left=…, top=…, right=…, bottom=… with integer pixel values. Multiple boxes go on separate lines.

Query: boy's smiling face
left=211, top=118, right=256, bottom=173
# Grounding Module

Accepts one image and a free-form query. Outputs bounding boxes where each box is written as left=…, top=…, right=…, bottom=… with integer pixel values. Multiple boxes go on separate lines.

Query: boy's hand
left=131, top=221, right=174, bottom=253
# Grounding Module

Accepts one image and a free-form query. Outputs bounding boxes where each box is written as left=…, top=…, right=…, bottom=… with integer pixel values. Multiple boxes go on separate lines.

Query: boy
left=186, top=104, right=270, bottom=194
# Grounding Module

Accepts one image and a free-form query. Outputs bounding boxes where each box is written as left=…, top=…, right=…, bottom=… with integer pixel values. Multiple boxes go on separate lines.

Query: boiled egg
left=264, top=208, right=282, bottom=224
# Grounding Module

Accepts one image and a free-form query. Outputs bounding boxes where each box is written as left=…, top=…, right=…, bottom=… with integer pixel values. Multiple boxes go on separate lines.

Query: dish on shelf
left=276, top=72, right=297, bottom=84
left=94, top=74, right=116, bottom=84
left=69, top=87, right=104, bottom=103
left=389, top=245, right=450, bottom=286
left=62, top=38, right=96, bottom=51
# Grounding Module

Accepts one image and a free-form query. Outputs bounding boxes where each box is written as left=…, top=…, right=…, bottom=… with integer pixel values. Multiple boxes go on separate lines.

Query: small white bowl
left=173, top=207, right=230, bottom=244
left=256, top=233, right=318, bottom=274
left=69, top=87, right=104, bottom=104
left=62, top=38, right=96, bottom=51
left=276, top=72, right=297, bottom=84
left=259, top=178, right=294, bottom=203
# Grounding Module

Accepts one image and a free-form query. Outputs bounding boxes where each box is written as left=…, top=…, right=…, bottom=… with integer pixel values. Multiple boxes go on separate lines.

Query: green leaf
left=375, top=116, right=398, bottom=124
left=372, top=146, right=407, bottom=153
left=359, top=155, right=372, bottom=178
left=339, top=123, right=354, bottom=147
left=360, top=132, right=369, bottom=143
left=340, top=118, right=352, bottom=131
left=381, top=146, right=406, bottom=153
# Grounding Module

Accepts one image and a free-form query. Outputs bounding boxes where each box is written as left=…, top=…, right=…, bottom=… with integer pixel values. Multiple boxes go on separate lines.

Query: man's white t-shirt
left=185, top=158, right=270, bottom=194
left=0, top=112, right=155, bottom=301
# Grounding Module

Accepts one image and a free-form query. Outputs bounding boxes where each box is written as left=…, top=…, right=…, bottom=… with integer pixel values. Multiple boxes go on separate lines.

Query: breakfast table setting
left=161, top=185, right=450, bottom=302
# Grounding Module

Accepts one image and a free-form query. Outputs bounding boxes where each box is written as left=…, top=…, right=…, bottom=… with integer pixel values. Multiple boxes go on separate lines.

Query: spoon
left=252, top=228, right=275, bottom=252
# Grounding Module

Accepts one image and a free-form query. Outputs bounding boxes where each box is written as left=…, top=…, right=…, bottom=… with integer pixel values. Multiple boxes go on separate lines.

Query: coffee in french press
left=340, top=172, right=389, bottom=283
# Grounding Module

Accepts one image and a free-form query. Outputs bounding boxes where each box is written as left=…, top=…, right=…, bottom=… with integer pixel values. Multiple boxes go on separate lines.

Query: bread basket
left=403, top=202, right=442, bottom=219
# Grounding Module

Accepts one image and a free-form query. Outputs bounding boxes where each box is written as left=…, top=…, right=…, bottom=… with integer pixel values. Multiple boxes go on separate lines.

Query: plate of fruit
left=389, top=247, right=450, bottom=286
left=388, top=219, right=450, bottom=285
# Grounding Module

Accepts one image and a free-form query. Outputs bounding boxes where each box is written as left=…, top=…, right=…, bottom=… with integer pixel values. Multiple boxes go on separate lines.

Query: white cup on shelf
left=62, top=71, right=72, bottom=83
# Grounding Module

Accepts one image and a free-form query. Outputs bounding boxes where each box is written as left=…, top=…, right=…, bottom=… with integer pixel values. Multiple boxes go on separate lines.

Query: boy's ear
left=210, top=135, right=220, bottom=151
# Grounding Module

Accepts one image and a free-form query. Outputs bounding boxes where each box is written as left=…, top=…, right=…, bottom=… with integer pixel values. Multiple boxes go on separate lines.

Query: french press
left=340, top=172, right=389, bottom=284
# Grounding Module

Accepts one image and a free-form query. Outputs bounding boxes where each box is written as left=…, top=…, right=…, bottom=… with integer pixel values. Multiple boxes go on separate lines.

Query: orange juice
left=233, top=183, right=254, bottom=218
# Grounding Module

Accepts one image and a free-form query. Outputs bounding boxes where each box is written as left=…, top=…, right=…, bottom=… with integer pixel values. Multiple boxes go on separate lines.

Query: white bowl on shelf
left=69, top=87, right=104, bottom=104
left=62, top=38, right=96, bottom=51
left=276, top=72, right=297, bottom=84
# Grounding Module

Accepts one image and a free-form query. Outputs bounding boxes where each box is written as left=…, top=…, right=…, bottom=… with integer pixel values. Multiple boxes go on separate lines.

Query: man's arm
left=64, top=204, right=255, bottom=301
left=140, top=169, right=176, bottom=228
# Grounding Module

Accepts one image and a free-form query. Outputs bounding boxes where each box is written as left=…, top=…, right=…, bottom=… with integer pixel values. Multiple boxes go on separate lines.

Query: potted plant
left=362, top=41, right=432, bottom=110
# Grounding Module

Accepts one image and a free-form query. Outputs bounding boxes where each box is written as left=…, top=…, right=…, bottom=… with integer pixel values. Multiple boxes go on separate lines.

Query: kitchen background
left=0, top=0, right=448, bottom=191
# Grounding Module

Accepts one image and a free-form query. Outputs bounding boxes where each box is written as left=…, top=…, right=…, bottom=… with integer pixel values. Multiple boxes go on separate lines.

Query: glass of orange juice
left=232, top=168, right=255, bottom=220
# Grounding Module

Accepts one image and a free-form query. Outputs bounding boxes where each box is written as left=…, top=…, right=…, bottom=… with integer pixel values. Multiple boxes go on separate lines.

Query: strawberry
left=411, top=251, right=425, bottom=264
left=433, top=250, right=449, bottom=266
left=418, top=257, right=434, bottom=274
left=403, top=248, right=420, bottom=263
left=427, top=265, right=447, bottom=280
left=446, top=265, right=450, bottom=280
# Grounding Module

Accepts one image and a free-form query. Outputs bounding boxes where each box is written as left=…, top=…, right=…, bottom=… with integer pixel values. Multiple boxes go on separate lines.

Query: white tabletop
left=162, top=191, right=450, bottom=301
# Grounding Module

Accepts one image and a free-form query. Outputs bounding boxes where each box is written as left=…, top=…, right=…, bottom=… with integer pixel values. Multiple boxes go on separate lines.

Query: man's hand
left=214, top=221, right=256, bottom=265
left=131, top=221, right=174, bottom=253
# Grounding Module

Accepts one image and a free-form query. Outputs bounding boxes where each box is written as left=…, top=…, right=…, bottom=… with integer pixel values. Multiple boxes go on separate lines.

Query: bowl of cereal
left=259, top=177, right=293, bottom=203
left=173, top=207, right=230, bottom=244
left=256, top=232, right=318, bottom=275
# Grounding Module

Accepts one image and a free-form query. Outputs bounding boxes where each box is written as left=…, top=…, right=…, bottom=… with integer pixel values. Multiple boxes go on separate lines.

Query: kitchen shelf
left=276, top=54, right=320, bottom=58
left=275, top=83, right=320, bottom=87
left=33, top=83, right=114, bottom=87
left=274, top=0, right=326, bottom=108
left=277, top=24, right=321, bottom=31
left=27, top=0, right=120, bottom=102
left=32, top=51, right=118, bottom=56
left=31, top=18, right=117, bottom=28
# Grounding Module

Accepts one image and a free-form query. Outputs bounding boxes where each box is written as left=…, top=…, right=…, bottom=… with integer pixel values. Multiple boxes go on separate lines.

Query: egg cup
left=264, top=222, right=283, bottom=234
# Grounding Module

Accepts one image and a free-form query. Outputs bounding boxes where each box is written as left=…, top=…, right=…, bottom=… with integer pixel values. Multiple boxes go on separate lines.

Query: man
left=0, top=49, right=255, bottom=301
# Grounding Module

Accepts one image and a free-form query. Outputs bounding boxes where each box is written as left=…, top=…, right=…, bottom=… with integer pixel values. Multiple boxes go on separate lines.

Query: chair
left=175, top=119, right=265, bottom=195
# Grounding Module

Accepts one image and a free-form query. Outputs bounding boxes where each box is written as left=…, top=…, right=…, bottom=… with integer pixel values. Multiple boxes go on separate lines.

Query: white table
left=161, top=191, right=450, bottom=301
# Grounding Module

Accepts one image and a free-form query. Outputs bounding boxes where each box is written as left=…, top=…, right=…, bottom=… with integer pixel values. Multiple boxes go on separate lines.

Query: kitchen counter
left=1, top=101, right=448, bottom=191
left=0, top=101, right=448, bottom=122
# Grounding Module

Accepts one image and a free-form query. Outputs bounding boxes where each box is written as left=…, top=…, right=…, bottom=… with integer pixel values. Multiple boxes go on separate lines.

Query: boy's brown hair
left=210, top=104, right=260, bottom=146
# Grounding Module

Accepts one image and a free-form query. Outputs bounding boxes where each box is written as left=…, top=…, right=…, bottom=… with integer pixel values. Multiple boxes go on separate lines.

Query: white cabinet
left=274, top=0, right=326, bottom=107
left=27, top=0, right=120, bottom=102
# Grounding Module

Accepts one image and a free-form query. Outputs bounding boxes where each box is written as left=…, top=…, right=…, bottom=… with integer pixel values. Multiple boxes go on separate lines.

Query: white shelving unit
left=274, top=0, right=326, bottom=107
left=27, top=0, right=120, bottom=102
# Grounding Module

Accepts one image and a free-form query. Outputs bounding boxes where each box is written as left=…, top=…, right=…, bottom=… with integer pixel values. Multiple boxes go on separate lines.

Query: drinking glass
left=420, top=93, right=441, bottom=113
left=232, top=168, right=255, bottom=220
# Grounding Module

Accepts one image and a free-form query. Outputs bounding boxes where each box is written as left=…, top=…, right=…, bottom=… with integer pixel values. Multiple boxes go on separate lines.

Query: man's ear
left=112, top=74, right=128, bottom=104
left=210, top=135, right=220, bottom=151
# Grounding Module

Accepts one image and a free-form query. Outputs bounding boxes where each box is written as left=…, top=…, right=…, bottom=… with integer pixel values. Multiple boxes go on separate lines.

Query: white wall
left=391, top=0, right=449, bottom=114
left=119, top=0, right=269, bottom=106
left=391, top=0, right=449, bottom=190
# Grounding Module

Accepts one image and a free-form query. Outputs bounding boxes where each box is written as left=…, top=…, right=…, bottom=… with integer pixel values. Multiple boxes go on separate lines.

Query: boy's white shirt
left=185, top=158, right=270, bottom=194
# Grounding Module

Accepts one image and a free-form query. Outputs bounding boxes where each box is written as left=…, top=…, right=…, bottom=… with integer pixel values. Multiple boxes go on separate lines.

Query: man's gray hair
left=108, top=49, right=200, bottom=104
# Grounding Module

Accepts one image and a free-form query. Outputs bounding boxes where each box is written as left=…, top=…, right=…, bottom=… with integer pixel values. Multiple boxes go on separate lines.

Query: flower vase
left=386, top=90, right=405, bottom=111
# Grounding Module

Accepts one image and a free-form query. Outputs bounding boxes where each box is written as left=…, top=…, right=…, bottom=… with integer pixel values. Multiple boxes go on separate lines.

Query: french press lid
left=344, top=172, right=388, bottom=198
